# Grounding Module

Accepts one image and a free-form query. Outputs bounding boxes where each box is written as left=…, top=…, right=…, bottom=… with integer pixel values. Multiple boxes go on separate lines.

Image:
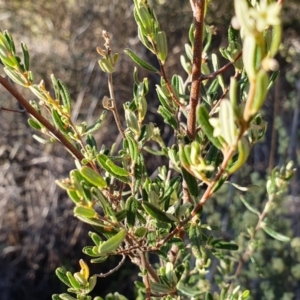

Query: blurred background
left=0, top=0, right=300, bottom=299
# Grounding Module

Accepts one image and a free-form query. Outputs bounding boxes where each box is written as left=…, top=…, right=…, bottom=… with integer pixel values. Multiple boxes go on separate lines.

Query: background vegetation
left=0, top=0, right=300, bottom=299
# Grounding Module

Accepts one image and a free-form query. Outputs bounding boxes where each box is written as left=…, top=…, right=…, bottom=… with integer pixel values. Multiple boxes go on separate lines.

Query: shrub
left=0, top=0, right=294, bottom=299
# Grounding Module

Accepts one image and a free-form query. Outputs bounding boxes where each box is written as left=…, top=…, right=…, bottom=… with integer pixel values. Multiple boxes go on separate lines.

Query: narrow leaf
left=80, top=166, right=107, bottom=188
left=142, top=201, right=175, bottom=224
left=261, top=225, right=290, bottom=242
left=98, top=229, right=127, bottom=255
left=90, top=256, right=108, bottom=264
left=21, top=42, right=30, bottom=71
left=55, top=268, right=72, bottom=288
left=181, top=167, right=199, bottom=198
left=97, top=154, right=130, bottom=183
left=197, top=105, right=223, bottom=149
left=74, top=206, right=96, bottom=218
left=158, top=106, right=178, bottom=129
left=57, top=79, right=72, bottom=114
left=240, top=195, right=260, bottom=215
left=212, top=241, right=239, bottom=251
left=126, top=196, right=137, bottom=228
left=150, top=282, right=174, bottom=294
left=124, top=48, right=159, bottom=73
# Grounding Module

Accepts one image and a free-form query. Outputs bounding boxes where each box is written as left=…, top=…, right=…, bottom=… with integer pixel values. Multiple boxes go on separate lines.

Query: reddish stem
left=0, top=76, right=86, bottom=163
left=187, top=0, right=205, bottom=140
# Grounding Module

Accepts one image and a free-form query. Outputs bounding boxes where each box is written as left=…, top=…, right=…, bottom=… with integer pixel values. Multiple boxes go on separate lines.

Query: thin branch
left=140, top=251, right=152, bottom=300
left=229, top=193, right=275, bottom=292
left=159, top=64, right=185, bottom=107
left=200, top=51, right=242, bottom=80
left=209, top=70, right=240, bottom=117
left=97, top=255, right=126, bottom=277
left=0, top=106, right=26, bottom=113
left=268, top=77, right=279, bottom=172
left=187, top=0, right=205, bottom=140
left=0, top=76, right=86, bottom=163
left=108, top=73, right=125, bottom=138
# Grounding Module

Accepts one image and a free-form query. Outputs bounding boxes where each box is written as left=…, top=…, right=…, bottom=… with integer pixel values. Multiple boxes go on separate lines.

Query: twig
left=209, top=70, right=240, bottom=117
left=0, top=76, right=86, bottom=164
left=108, top=73, right=125, bottom=138
left=97, top=255, right=126, bottom=277
left=159, top=64, right=185, bottom=107
left=268, top=77, right=279, bottom=171
left=0, top=106, right=26, bottom=113
left=200, top=51, right=242, bottom=80
left=229, top=194, right=275, bottom=293
left=140, top=251, right=152, bottom=300
left=187, top=0, right=205, bottom=140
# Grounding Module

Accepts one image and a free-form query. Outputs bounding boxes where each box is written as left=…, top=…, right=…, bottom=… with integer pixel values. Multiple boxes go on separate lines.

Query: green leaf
left=88, top=231, right=103, bottom=246
left=74, top=206, right=96, bottom=218
left=90, top=256, right=108, bottom=264
left=76, top=216, right=103, bottom=226
left=4, top=67, right=28, bottom=86
left=85, top=111, right=107, bottom=135
left=219, top=100, right=237, bottom=147
left=158, top=106, right=178, bottom=129
left=181, top=167, right=199, bottom=198
left=124, top=108, right=140, bottom=134
left=212, top=241, right=239, bottom=251
left=52, top=108, right=69, bottom=134
left=126, top=196, right=138, bottom=228
left=98, top=229, right=127, bottom=255
left=92, top=188, right=116, bottom=219
left=227, top=138, right=250, bottom=174
left=150, top=282, right=174, bottom=294
left=188, top=224, right=202, bottom=259
left=3, top=30, right=15, bottom=54
left=156, top=31, right=168, bottom=64
left=268, top=70, right=279, bottom=90
left=124, top=48, right=159, bottom=73
left=21, top=42, right=30, bottom=72
left=142, top=201, right=175, bottom=224
left=58, top=294, right=77, bottom=300
left=82, top=246, right=101, bottom=257
left=57, top=79, right=72, bottom=114
left=197, top=105, right=223, bottom=149
left=261, top=225, right=290, bottom=242
left=55, top=268, right=72, bottom=288
left=251, top=69, right=269, bottom=115
left=28, top=118, right=42, bottom=130
left=116, top=209, right=127, bottom=222
left=134, top=227, right=147, bottom=238
left=212, top=53, right=225, bottom=91
left=67, top=190, right=81, bottom=204
left=51, top=74, right=61, bottom=101
left=97, top=154, right=130, bottom=183
left=205, top=292, right=214, bottom=300
left=29, top=84, right=49, bottom=102
left=176, top=281, right=202, bottom=297
left=135, top=5, right=153, bottom=34
left=80, top=166, right=107, bottom=188
left=125, top=133, right=139, bottom=163
left=66, top=271, right=80, bottom=290
left=240, top=195, right=260, bottom=215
